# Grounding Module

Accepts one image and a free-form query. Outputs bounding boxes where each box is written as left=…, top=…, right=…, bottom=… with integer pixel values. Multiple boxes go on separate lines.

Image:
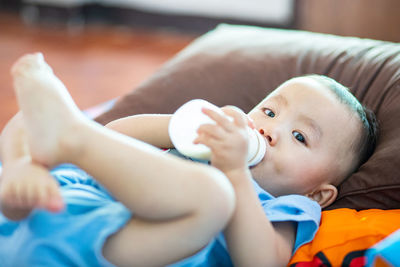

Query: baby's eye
left=263, top=108, right=275, bottom=118
left=293, top=131, right=306, bottom=144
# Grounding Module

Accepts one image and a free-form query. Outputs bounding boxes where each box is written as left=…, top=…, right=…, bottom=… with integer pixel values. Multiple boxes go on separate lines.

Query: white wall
left=24, top=0, right=294, bottom=24
left=24, top=0, right=95, bottom=8
left=100, top=0, right=294, bottom=24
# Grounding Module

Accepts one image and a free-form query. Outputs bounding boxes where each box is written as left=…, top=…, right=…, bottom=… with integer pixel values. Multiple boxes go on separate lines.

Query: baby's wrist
left=223, top=167, right=252, bottom=187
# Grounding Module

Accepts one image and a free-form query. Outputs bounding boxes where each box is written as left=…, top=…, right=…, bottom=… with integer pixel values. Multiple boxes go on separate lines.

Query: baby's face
left=248, top=77, right=361, bottom=196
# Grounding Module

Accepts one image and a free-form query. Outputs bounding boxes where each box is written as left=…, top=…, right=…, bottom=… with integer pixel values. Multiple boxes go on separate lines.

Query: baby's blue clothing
left=0, top=158, right=321, bottom=266
left=0, top=164, right=130, bottom=267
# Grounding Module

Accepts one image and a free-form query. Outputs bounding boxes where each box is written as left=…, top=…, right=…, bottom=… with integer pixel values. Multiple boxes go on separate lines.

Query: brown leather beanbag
left=95, top=24, right=400, bottom=210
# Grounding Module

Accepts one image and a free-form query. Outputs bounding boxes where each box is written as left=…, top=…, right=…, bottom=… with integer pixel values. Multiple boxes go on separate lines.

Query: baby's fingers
left=14, top=179, right=44, bottom=209
left=193, top=131, right=221, bottom=151
left=36, top=181, right=51, bottom=209
left=201, top=107, right=234, bottom=131
left=196, top=123, right=225, bottom=141
left=6, top=176, right=64, bottom=213
left=44, top=180, right=64, bottom=212
left=15, top=180, right=35, bottom=207
left=0, top=181, right=17, bottom=206
left=0, top=180, right=32, bottom=209
left=34, top=176, right=64, bottom=212
left=220, top=106, right=248, bottom=128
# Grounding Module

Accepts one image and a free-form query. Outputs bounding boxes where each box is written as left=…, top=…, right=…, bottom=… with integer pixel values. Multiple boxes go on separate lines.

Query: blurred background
left=1, top=0, right=400, bottom=129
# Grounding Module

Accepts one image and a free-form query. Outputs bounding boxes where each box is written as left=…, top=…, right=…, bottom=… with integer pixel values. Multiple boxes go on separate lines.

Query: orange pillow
left=289, top=208, right=400, bottom=267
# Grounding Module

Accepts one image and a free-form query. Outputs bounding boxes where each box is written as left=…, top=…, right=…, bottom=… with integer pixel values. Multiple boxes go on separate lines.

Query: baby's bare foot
left=0, top=159, right=64, bottom=220
left=11, top=53, right=84, bottom=167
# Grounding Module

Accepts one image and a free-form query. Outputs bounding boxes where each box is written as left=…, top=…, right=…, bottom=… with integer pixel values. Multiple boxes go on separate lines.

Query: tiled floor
left=0, top=11, right=196, bottom=129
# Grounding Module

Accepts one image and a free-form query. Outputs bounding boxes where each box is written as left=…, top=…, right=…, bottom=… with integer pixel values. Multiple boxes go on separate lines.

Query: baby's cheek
left=271, top=157, right=285, bottom=175
left=299, top=165, right=329, bottom=190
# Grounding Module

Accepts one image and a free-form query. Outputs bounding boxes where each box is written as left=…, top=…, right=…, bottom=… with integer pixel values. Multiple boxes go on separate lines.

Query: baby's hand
left=194, top=106, right=253, bottom=174
left=0, top=158, right=64, bottom=215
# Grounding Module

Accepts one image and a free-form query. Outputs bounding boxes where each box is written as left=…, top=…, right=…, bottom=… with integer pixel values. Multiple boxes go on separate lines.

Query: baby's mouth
left=260, top=137, right=270, bottom=161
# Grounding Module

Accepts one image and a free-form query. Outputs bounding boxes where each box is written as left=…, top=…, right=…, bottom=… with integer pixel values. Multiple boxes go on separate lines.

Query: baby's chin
left=249, top=164, right=260, bottom=176
left=249, top=166, right=266, bottom=184
left=249, top=159, right=268, bottom=175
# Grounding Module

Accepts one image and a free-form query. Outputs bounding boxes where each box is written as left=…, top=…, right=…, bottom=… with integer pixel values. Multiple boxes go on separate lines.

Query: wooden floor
left=0, top=11, right=197, bottom=129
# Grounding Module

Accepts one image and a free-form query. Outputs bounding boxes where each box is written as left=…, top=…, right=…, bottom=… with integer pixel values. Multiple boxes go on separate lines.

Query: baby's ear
left=306, top=184, right=338, bottom=208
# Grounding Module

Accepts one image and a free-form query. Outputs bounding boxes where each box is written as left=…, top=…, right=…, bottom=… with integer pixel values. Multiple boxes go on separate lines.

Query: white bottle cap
left=246, top=128, right=266, bottom=167
left=169, top=99, right=219, bottom=159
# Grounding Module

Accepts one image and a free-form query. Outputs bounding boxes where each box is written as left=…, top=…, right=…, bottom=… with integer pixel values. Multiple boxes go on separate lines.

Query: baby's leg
left=12, top=53, right=235, bottom=266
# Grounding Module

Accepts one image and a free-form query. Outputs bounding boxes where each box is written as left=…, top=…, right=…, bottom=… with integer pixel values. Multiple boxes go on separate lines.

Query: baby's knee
left=192, top=167, right=236, bottom=230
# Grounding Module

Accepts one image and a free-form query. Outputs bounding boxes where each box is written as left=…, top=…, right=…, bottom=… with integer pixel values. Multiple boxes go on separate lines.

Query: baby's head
left=248, top=75, right=378, bottom=208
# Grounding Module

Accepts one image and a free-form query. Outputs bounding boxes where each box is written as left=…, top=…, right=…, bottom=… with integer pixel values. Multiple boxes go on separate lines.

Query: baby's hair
left=304, top=74, right=379, bottom=174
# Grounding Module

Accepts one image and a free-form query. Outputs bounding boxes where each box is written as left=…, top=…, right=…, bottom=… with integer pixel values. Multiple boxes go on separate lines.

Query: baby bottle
left=168, top=99, right=266, bottom=167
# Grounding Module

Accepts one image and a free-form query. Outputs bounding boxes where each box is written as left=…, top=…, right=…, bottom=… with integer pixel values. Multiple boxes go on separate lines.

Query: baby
left=0, top=53, right=377, bottom=266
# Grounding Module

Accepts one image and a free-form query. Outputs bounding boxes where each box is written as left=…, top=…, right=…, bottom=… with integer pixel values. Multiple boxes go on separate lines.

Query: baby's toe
left=11, top=53, right=51, bottom=77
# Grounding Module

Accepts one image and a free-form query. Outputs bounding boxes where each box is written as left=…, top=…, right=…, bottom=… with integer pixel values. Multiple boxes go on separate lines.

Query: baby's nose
left=259, top=129, right=275, bottom=145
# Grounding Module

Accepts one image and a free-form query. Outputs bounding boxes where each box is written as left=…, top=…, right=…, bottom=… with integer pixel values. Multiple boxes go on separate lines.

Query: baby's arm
left=0, top=113, right=63, bottom=220
left=223, top=169, right=295, bottom=266
left=195, top=107, right=296, bottom=266
left=105, top=114, right=173, bottom=148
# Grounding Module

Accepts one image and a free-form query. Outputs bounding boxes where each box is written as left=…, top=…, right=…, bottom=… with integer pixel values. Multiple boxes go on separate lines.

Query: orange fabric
left=289, top=209, right=400, bottom=267
left=373, top=257, right=393, bottom=267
